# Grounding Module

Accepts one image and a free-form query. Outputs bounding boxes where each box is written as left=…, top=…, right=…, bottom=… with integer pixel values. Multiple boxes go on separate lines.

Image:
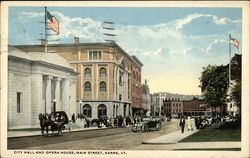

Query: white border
left=1, top=1, right=249, bottom=158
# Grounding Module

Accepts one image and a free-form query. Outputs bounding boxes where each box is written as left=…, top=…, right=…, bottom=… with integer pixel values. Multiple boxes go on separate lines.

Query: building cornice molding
left=8, top=55, right=78, bottom=75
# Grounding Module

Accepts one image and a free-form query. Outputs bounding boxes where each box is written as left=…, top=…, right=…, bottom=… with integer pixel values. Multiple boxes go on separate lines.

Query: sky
left=8, top=6, right=242, bottom=95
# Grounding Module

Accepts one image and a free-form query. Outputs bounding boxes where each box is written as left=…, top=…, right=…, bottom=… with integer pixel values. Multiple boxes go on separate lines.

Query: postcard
left=1, top=1, right=249, bottom=158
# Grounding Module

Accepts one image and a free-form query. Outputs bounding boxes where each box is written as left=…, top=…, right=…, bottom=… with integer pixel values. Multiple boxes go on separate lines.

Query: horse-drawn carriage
left=39, top=111, right=69, bottom=136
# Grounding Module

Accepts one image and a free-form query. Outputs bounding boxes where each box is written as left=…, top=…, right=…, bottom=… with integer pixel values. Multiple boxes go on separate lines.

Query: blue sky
left=8, top=7, right=242, bottom=95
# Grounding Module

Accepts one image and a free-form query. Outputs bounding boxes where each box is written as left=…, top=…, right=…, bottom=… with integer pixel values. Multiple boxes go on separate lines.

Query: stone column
left=62, top=79, right=69, bottom=114
left=45, top=76, right=53, bottom=114
left=126, top=104, right=130, bottom=116
left=55, top=77, right=61, bottom=111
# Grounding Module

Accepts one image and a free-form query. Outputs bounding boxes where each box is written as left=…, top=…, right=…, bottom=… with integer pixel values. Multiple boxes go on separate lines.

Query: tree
left=231, top=54, right=241, bottom=113
left=199, top=65, right=229, bottom=112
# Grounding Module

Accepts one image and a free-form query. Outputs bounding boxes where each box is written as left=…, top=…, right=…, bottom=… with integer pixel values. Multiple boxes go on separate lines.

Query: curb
left=142, top=142, right=177, bottom=145
left=8, top=126, right=116, bottom=139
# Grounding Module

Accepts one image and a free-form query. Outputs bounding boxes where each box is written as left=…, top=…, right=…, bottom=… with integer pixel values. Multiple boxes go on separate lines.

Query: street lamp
left=119, top=94, right=122, bottom=116
left=79, top=100, right=82, bottom=115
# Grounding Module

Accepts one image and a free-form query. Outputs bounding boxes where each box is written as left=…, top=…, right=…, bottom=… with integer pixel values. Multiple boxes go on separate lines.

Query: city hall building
left=8, top=46, right=77, bottom=129
left=15, top=38, right=143, bottom=119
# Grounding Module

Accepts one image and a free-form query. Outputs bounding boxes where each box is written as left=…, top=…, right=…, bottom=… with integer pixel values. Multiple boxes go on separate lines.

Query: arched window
left=100, top=81, right=106, bottom=92
left=82, top=104, right=92, bottom=117
left=98, top=104, right=107, bottom=118
left=99, top=67, right=107, bottom=77
left=84, top=68, right=91, bottom=77
left=84, top=82, right=91, bottom=92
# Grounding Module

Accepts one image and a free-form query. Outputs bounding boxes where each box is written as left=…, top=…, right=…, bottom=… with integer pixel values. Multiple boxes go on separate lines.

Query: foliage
left=199, top=65, right=229, bottom=108
left=231, top=54, right=241, bottom=108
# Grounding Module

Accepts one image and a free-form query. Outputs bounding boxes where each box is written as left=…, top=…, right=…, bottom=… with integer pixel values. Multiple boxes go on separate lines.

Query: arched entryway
left=98, top=104, right=107, bottom=118
left=82, top=104, right=92, bottom=118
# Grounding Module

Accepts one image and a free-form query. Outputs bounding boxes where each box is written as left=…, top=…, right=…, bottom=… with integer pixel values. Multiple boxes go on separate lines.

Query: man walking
left=179, top=116, right=185, bottom=133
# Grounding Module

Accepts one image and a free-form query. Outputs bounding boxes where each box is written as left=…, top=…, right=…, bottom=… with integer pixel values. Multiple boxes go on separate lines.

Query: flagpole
left=45, top=6, right=48, bottom=53
left=228, top=34, right=232, bottom=114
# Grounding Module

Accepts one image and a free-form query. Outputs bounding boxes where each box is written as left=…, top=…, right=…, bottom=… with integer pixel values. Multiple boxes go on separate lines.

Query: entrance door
left=98, top=104, right=107, bottom=118
left=52, top=102, right=56, bottom=113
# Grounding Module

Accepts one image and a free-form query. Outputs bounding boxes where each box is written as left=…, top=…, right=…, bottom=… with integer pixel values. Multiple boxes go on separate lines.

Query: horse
left=91, top=118, right=102, bottom=128
left=38, top=113, right=64, bottom=136
left=38, top=113, right=50, bottom=136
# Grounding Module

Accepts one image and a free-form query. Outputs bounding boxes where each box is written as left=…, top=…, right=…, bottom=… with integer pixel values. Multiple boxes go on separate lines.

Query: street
left=8, top=120, right=179, bottom=150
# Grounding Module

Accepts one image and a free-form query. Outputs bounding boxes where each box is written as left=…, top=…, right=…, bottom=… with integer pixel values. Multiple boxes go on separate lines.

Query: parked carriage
left=39, top=111, right=69, bottom=136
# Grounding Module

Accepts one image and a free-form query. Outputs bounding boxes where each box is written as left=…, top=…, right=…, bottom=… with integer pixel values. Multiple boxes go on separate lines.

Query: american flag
left=47, top=11, right=59, bottom=34
left=230, top=36, right=239, bottom=49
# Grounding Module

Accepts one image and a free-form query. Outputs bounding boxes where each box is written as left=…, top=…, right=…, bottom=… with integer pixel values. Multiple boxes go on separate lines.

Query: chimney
left=74, top=37, right=80, bottom=44
left=41, top=39, right=47, bottom=46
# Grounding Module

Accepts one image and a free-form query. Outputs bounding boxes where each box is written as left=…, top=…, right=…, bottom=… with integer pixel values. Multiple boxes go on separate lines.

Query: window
left=84, top=68, right=91, bottom=77
left=113, top=105, right=115, bottom=117
left=100, top=82, right=106, bottom=92
left=84, top=82, right=91, bottom=92
left=82, top=104, right=92, bottom=118
left=98, top=104, right=107, bottom=118
left=99, top=67, right=107, bottom=77
left=119, top=71, right=123, bottom=86
left=17, top=92, right=22, bottom=113
left=89, top=51, right=101, bottom=60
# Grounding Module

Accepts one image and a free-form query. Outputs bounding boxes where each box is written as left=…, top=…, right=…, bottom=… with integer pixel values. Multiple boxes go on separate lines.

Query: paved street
left=8, top=120, right=179, bottom=150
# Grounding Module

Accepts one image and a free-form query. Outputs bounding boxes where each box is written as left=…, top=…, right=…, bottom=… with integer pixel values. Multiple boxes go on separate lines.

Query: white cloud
left=19, top=11, right=44, bottom=18
left=204, top=39, right=227, bottom=54
left=174, top=13, right=241, bottom=31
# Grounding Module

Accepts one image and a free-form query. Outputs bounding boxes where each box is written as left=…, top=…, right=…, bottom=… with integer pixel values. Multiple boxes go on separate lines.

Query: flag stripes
left=229, top=36, right=239, bottom=48
left=47, top=11, right=59, bottom=34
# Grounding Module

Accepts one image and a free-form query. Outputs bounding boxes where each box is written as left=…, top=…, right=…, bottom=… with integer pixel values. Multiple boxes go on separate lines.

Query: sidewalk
left=142, top=129, right=197, bottom=144
left=8, top=122, right=108, bottom=138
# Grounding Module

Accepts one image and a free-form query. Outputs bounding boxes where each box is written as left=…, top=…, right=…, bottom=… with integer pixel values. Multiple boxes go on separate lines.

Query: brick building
left=15, top=38, right=143, bottom=119
left=183, top=98, right=206, bottom=116
left=163, top=98, right=183, bottom=117
left=131, top=56, right=143, bottom=116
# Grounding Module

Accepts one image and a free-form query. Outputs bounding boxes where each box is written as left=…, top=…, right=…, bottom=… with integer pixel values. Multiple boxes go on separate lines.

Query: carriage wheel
left=132, top=126, right=137, bottom=132
left=142, top=126, right=148, bottom=132
left=156, top=124, right=161, bottom=131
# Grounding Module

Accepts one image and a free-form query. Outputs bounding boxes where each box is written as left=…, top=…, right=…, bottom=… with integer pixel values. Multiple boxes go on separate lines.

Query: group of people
left=179, top=115, right=228, bottom=133
left=70, top=113, right=144, bottom=128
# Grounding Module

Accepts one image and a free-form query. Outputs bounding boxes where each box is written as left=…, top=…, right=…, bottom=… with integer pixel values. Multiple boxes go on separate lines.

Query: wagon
left=132, top=117, right=161, bottom=132
left=50, top=111, right=69, bottom=134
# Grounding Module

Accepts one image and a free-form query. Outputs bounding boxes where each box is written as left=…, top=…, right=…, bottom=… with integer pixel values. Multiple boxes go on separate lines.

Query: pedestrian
left=71, top=113, right=75, bottom=124
left=179, top=116, right=185, bottom=133
left=83, top=117, right=86, bottom=128
left=187, top=116, right=192, bottom=131
left=191, top=117, right=196, bottom=131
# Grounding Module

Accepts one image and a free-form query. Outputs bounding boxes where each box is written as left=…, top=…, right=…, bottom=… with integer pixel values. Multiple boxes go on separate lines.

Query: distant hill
left=151, top=92, right=203, bottom=101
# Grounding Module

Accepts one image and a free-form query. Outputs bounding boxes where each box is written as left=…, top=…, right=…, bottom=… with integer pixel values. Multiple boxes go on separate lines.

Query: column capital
left=44, top=76, right=53, bottom=80
left=54, top=77, right=62, bottom=81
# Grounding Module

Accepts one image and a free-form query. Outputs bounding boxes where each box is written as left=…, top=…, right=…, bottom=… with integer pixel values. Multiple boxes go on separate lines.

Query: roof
left=8, top=46, right=73, bottom=70
left=13, top=41, right=143, bottom=67
left=131, top=55, right=143, bottom=66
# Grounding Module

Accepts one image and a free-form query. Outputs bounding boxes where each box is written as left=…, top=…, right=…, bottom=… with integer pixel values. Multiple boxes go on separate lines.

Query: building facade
left=8, top=46, right=77, bottom=129
left=151, top=93, right=168, bottom=116
left=141, top=79, right=151, bottom=116
left=183, top=99, right=206, bottom=116
left=16, top=38, right=143, bottom=119
left=163, top=98, right=183, bottom=117
left=131, top=56, right=143, bottom=116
